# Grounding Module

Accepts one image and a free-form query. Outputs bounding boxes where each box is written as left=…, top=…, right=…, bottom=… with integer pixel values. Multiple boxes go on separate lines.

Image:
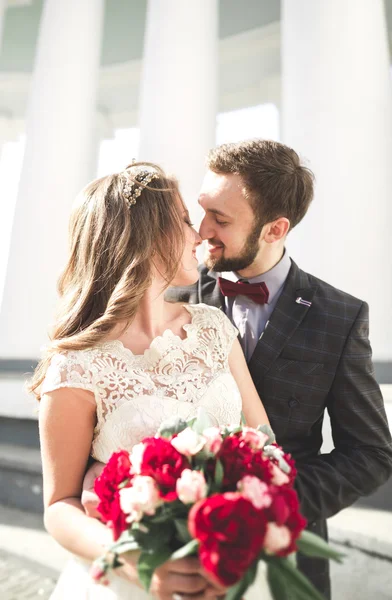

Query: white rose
left=263, top=522, right=292, bottom=554
left=171, top=428, right=206, bottom=456
left=119, top=476, right=161, bottom=522
left=130, top=442, right=146, bottom=474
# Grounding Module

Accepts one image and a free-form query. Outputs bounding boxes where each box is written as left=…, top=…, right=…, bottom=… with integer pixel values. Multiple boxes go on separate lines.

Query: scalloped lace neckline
left=96, top=304, right=197, bottom=359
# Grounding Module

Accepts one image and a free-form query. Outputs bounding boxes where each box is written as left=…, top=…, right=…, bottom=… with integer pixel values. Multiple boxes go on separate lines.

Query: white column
left=282, top=0, right=392, bottom=361
left=0, top=0, right=5, bottom=53
left=138, top=0, right=218, bottom=225
left=0, top=0, right=105, bottom=358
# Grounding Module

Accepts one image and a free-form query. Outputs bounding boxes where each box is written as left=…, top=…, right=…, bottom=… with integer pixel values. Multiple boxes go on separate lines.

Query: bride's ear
left=262, top=218, right=290, bottom=244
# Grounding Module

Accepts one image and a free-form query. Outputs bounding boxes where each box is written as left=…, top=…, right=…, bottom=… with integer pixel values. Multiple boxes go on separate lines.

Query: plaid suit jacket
left=166, top=259, right=392, bottom=598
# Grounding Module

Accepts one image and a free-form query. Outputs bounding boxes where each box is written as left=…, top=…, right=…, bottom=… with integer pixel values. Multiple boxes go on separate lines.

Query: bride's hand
left=81, top=460, right=105, bottom=518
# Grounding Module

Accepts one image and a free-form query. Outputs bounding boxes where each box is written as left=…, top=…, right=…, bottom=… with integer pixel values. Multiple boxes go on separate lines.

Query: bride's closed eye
left=184, top=216, right=194, bottom=228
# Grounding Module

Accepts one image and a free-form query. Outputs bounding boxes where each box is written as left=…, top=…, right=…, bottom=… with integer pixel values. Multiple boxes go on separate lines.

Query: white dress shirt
left=221, top=251, right=291, bottom=360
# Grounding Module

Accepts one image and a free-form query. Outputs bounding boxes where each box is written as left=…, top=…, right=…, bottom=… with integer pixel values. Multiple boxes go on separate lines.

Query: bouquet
left=91, top=410, right=342, bottom=600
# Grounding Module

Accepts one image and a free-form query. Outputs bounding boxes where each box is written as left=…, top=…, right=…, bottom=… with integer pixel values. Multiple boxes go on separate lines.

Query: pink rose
left=119, top=475, right=161, bottom=522
left=241, top=427, right=269, bottom=450
left=270, top=463, right=290, bottom=486
left=263, top=522, right=292, bottom=554
left=177, top=469, right=208, bottom=504
left=171, top=428, right=206, bottom=456
left=238, top=475, right=272, bottom=509
left=203, top=427, right=223, bottom=454
left=90, top=562, right=109, bottom=585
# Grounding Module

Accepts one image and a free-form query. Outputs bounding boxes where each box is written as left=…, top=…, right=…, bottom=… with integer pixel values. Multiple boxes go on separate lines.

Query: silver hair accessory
left=122, top=166, right=160, bottom=206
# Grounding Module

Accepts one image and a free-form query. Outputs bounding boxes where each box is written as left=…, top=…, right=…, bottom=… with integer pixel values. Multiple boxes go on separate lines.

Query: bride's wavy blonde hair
left=28, top=162, right=185, bottom=400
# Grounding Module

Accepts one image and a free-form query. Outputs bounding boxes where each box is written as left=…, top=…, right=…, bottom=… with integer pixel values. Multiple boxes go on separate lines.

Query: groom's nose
left=199, top=216, right=213, bottom=241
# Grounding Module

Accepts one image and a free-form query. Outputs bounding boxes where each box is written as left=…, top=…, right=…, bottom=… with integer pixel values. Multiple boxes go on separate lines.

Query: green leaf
left=170, top=539, right=199, bottom=560
left=157, top=415, right=188, bottom=438
left=137, top=547, right=172, bottom=591
left=225, top=562, right=258, bottom=600
left=297, top=531, right=345, bottom=563
left=111, top=538, right=141, bottom=555
left=174, top=518, right=192, bottom=543
left=267, top=557, right=328, bottom=600
left=214, top=459, right=224, bottom=486
left=132, top=520, right=174, bottom=551
left=191, top=407, right=214, bottom=434
left=257, top=423, right=276, bottom=444
left=267, top=561, right=293, bottom=600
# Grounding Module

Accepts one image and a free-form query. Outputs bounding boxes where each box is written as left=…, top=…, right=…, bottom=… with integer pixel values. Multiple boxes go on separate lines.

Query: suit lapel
left=199, top=269, right=224, bottom=309
left=248, top=260, right=318, bottom=386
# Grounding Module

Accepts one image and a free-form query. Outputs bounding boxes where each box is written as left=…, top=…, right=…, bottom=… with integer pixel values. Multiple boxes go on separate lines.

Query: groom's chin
left=205, top=254, right=220, bottom=272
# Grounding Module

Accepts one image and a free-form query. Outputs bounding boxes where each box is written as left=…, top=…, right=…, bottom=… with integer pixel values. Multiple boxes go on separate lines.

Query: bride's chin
left=171, top=268, right=199, bottom=288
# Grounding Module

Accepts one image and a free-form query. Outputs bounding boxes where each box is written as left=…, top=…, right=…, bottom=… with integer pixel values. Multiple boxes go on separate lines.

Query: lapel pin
left=296, top=296, right=312, bottom=307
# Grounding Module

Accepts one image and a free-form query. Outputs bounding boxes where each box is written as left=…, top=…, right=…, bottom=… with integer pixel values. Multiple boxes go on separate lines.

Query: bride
left=30, top=162, right=272, bottom=599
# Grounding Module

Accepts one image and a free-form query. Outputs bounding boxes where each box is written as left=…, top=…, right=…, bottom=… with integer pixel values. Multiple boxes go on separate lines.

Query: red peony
left=139, top=437, right=191, bottom=501
left=188, top=493, right=267, bottom=586
left=218, top=434, right=274, bottom=489
left=217, top=435, right=254, bottom=489
left=266, top=486, right=307, bottom=555
left=247, top=451, right=274, bottom=484
left=94, top=450, right=132, bottom=540
left=199, top=539, right=258, bottom=587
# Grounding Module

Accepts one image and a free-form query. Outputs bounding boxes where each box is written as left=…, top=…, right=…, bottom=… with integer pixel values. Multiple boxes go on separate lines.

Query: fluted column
left=282, top=0, right=392, bottom=360
left=138, top=0, right=218, bottom=225
left=0, top=0, right=105, bottom=358
left=0, top=0, right=5, bottom=53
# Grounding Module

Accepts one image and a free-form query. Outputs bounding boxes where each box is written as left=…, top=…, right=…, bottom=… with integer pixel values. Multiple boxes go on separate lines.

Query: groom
left=167, top=139, right=392, bottom=598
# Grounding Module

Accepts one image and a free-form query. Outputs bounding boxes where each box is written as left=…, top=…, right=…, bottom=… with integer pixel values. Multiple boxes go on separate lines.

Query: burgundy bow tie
left=218, top=277, right=269, bottom=305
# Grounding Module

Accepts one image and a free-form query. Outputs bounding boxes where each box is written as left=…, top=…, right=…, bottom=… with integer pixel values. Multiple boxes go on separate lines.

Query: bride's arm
left=39, top=388, right=131, bottom=562
left=228, top=338, right=270, bottom=429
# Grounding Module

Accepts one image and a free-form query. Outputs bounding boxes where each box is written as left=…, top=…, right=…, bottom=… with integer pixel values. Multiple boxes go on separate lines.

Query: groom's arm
left=294, top=301, right=392, bottom=522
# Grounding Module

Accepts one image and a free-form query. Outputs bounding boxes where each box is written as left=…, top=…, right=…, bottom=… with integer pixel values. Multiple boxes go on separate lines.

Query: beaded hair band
left=121, top=167, right=160, bottom=206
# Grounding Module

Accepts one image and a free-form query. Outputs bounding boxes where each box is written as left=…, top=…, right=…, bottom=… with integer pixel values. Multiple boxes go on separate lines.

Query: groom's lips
left=207, top=242, right=224, bottom=254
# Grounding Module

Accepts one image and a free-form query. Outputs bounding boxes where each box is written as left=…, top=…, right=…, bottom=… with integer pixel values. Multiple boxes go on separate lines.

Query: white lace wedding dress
left=42, top=304, right=272, bottom=600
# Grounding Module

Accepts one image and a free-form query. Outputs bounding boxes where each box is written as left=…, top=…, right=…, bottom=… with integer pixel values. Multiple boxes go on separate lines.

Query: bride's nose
left=194, top=229, right=202, bottom=246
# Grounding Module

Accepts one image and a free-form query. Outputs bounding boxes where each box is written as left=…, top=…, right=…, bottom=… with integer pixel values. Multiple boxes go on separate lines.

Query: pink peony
left=238, top=475, right=272, bottom=509
left=176, top=469, right=208, bottom=504
left=241, top=427, right=269, bottom=450
left=270, top=463, right=290, bottom=487
left=203, top=427, right=223, bottom=454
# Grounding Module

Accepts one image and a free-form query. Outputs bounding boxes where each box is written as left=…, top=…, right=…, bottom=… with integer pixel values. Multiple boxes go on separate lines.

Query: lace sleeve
left=41, top=351, right=95, bottom=397
left=213, top=308, right=239, bottom=352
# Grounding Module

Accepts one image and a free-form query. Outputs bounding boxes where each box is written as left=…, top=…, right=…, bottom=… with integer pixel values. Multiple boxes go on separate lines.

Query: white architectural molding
left=7, top=0, right=33, bottom=6
left=0, top=22, right=282, bottom=132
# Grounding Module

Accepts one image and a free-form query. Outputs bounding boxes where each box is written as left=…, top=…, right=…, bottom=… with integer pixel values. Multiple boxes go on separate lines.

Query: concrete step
left=0, top=444, right=43, bottom=513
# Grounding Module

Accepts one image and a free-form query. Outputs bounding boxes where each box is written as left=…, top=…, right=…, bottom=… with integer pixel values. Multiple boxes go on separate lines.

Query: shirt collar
left=220, top=250, right=291, bottom=304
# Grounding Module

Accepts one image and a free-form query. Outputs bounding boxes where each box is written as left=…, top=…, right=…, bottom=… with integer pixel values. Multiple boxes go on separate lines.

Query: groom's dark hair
left=206, top=139, right=314, bottom=231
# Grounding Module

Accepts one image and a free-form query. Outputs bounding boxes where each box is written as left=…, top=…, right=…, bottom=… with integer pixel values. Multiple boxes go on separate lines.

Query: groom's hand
left=81, top=460, right=105, bottom=518
left=150, top=557, right=227, bottom=600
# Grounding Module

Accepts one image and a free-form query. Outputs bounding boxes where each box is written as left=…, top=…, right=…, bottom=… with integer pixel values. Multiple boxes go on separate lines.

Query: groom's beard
left=205, top=223, right=262, bottom=273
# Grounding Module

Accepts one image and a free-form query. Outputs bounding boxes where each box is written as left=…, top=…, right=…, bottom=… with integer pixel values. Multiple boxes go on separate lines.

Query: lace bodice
left=41, top=304, right=242, bottom=462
